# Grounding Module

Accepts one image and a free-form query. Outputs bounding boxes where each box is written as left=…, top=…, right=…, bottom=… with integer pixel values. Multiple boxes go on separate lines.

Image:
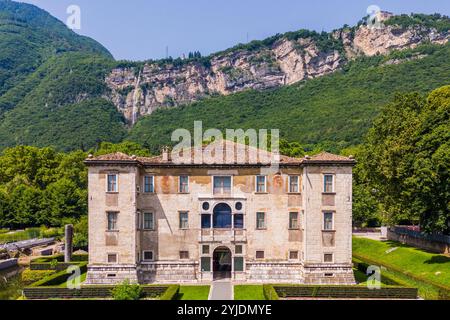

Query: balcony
left=199, top=229, right=247, bottom=243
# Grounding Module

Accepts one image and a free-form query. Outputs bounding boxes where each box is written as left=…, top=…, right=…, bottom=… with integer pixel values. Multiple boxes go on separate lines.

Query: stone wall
left=246, top=262, right=303, bottom=283
left=387, top=229, right=450, bottom=254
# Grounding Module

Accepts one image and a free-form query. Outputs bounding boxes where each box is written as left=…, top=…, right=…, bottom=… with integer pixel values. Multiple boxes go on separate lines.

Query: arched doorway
left=213, top=203, right=232, bottom=229
left=213, top=247, right=232, bottom=280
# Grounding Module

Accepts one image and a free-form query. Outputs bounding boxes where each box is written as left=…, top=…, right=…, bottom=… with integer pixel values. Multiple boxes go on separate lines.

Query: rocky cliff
left=105, top=13, right=449, bottom=124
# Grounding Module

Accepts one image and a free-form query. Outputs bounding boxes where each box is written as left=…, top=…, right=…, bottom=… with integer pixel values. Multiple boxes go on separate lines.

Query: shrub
left=30, top=262, right=88, bottom=287
left=111, top=280, right=143, bottom=300
left=263, top=285, right=279, bottom=300
left=160, top=285, right=180, bottom=300
left=21, top=269, right=56, bottom=285
left=49, top=259, right=59, bottom=270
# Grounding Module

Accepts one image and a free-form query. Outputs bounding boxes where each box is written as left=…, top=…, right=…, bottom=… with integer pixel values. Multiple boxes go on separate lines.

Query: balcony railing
left=199, top=229, right=247, bottom=243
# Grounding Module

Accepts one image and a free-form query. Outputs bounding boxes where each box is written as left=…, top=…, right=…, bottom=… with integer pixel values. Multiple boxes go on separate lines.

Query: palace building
left=84, top=141, right=356, bottom=285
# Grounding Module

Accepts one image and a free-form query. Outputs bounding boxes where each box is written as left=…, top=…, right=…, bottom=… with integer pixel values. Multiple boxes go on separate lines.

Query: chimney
left=162, top=146, right=171, bottom=162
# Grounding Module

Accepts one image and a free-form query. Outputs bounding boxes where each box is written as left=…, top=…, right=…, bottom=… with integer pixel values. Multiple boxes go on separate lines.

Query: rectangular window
left=143, top=212, right=154, bottom=230
left=234, top=214, right=244, bottom=229
left=234, top=257, right=244, bottom=272
left=180, top=251, right=189, bottom=260
left=179, top=212, right=189, bottom=229
left=256, top=251, right=265, bottom=259
left=289, top=251, right=299, bottom=260
left=201, top=257, right=211, bottom=272
left=202, top=245, right=210, bottom=255
left=324, top=254, right=334, bottom=263
left=107, top=253, right=117, bottom=264
left=324, top=175, right=334, bottom=193
left=201, top=214, right=211, bottom=229
left=235, top=245, right=243, bottom=255
left=107, top=174, right=118, bottom=192
left=289, top=176, right=300, bottom=193
left=143, top=251, right=154, bottom=261
left=144, top=176, right=154, bottom=193
left=256, top=176, right=267, bottom=193
left=256, top=212, right=266, bottom=230
left=107, top=212, right=118, bottom=231
left=324, top=212, right=334, bottom=231
left=289, top=212, right=299, bottom=230
left=179, top=176, right=189, bottom=193
left=213, top=176, right=232, bottom=194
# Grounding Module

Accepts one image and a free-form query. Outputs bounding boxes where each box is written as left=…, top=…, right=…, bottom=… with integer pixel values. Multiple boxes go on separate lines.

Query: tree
left=357, top=86, right=450, bottom=234
left=111, top=280, right=143, bottom=300
left=92, top=141, right=152, bottom=157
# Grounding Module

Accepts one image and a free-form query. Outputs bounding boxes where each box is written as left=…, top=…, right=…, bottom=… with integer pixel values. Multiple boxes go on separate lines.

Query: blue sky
left=20, top=0, right=450, bottom=61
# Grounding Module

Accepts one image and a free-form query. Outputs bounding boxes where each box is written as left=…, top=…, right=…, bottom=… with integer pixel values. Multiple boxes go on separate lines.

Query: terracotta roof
left=306, top=152, right=355, bottom=162
left=85, top=142, right=356, bottom=166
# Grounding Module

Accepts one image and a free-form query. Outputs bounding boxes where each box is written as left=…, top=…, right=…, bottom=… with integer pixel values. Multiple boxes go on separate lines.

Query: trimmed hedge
left=31, top=254, right=88, bottom=264
left=273, top=285, right=418, bottom=299
left=263, top=284, right=279, bottom=300
left=29, top=263, right=88, bottom=287
left=23, top=284, right=171, bottom=300
left=160, top=285, right=180, bottom=300
left=21, top=269, right=56, bottom=285
left=30, top=254, right=89, bottom=271
left=354, top=253, right=450, bottom=298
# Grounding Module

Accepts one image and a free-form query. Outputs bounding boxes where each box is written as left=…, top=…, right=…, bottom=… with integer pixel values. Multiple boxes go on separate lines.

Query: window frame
left=107, top=253, right=118, bottom=264
left=142, top=212, right=154, bottom=230
left=233, top=214, right=244, bottom=229
left=106, top=174, right=118, bottom=193
left=289, top=212, right=300, bottom=230
left=256, top=212, right=266, bottom=230
left=255, top=251, right=265, bottom=260
left=202, top=245, right=210, bottom=255
left=324, top=253, right=334, bottom=263
left=212, top=176, right=232, bottom=195
left=142, top=250, right=154, bottom=262
left=179, top=175, right=189, bottom=193
left=143, top=175, right=155, bottom=194
left=234, top=256, right=245, bottom=272
left=288, top=176, right=300, bottom=193
left=179, top=251, right=190, bottom=260
left=201, top=257, right=211, bottom=272
left=179, top=211, right=189, bottom=230
left=289, top=250, right=299, bottom=261
left=107, top=212, right=118, bottom=231
left=201, top=214, right=212, bottom=229
left=255, top=175, right=267, bottom=193
left=323, top=174, right=335, bottom=193
left=323, top=212, right=335, bottom=231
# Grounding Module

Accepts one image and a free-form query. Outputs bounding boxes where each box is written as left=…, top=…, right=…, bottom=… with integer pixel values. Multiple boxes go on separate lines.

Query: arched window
left=213, top=203, right=232, bottom=229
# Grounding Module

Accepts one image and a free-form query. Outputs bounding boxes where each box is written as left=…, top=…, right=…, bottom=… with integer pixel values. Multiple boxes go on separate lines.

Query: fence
left=388, top=227, right=450, bottom=254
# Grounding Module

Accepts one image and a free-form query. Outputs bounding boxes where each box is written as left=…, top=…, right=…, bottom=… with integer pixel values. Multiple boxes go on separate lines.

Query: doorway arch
left=213, top=247, right=232, bottom=280
left=213, top=203, right=232, bottom=229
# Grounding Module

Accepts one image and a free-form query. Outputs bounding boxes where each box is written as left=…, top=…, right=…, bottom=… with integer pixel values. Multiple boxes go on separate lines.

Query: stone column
left=64, top=224, right=74, bottom=263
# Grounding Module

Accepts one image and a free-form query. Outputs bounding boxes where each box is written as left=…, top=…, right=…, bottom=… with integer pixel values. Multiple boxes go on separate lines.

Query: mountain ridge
left=105, top=12, right=449, bottom=124
left=0, top=1, right=449, bottom=153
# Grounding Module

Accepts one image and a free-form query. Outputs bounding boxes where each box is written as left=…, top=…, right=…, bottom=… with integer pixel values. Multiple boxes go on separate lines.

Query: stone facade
left=84, top=144, right=356, bottom=285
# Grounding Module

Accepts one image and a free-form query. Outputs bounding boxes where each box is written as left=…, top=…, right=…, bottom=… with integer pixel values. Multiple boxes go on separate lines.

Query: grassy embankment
left=353, top=237, right=450, bottom=299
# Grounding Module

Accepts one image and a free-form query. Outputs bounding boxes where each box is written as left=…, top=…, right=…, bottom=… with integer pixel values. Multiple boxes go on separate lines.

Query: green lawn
left=177, top=286, right=210, bottom=300
left=353, top=237, right=450, bottom=299
left=353, top=237, right=450, bottom=287
left=234, top=285, right=265, bottom=300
